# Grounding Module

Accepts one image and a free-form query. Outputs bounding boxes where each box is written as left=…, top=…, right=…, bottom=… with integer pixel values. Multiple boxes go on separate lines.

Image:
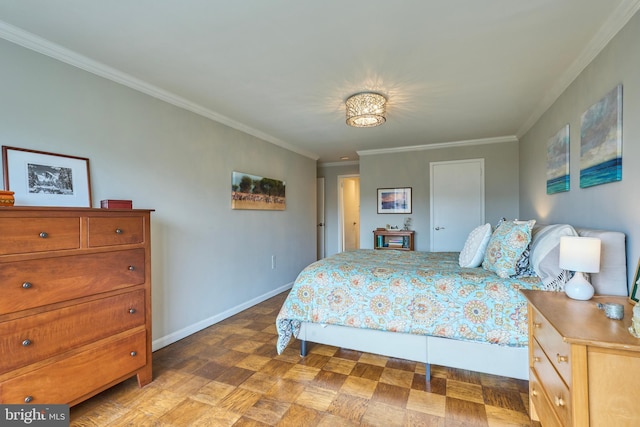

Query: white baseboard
left=152, top=282, right=293, bottom=351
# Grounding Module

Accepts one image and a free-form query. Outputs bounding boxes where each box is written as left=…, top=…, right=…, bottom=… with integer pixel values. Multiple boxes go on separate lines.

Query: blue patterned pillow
left=482, top=220, right=536, bottom=278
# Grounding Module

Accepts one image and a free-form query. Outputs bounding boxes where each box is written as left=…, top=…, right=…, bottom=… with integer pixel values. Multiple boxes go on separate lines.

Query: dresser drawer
left=0, top=330, right=146, bottom=404
left=0, top=249, right=146, bottom=314
left=88, top=216, right=144, bottom=247
left=0, top=217, right=80, bottom=255
left=529, top=369, right=564, bottom=427
left=0, top=290, right=145, bottom=373
left=530, top=306, right=572, bottom=385
left=531, top=338, right=572, bottom=427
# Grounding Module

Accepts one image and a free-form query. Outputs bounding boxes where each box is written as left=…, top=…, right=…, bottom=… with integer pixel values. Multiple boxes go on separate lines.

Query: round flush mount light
left=345, top=92, right=387, bottom=127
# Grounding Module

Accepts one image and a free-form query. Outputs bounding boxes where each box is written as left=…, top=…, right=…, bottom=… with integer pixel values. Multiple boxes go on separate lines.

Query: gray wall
left=0, top=39, right=317, bottom=349
left=519, top=10, right=640, bottom=290
left=359, top=141, right=520, bottom=251
left=317, top=162, right=360, bottom=257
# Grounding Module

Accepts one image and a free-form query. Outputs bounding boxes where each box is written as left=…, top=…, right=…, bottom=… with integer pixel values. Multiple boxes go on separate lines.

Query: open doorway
left=338, top=175, right=360, bottom=252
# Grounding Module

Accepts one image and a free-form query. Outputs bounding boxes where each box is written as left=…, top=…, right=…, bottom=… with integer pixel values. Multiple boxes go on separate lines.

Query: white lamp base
left=564, top=272, right=595, bottom=300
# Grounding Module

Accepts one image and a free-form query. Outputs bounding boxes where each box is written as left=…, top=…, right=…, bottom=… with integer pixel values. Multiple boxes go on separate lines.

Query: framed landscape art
left=377, top=187, right=412, bottom=214
left=580, top=84, right=623, bottom=188
left=231, top=171, right=285, bottom=210
left=2, top=146, right=92, bottom=207
left=546, top=124, right=570, bottom=194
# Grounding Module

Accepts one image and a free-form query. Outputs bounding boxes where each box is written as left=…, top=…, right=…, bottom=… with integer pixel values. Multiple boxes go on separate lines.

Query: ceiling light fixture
left=345, top=92, right=387, bottom=128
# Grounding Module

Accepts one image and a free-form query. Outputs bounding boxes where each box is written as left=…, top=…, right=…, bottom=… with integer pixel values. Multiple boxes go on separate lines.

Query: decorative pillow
left=529, top=224, right=579, bottom=290
left=514, top=245, right=535, bottom=276
left=459, top=223, right=492, bottom=268
left=482, top=220, right=536, bottom=278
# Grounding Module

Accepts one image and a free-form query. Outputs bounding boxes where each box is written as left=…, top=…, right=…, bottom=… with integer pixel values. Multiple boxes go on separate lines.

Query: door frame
left=317, top=177, right=325, bottom=260
left=337, top=174, right=360, bottom=252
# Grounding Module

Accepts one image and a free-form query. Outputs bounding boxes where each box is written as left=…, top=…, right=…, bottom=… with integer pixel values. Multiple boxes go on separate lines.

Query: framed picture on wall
left=231, top=171, right=286, bottom=210
left=546, top=124, right=570, bottom=194
left=377, top=187, right=412, bottom=214
left=2, top=146, right=92, bottom=207
left=579, top=84, right=623, bottom=188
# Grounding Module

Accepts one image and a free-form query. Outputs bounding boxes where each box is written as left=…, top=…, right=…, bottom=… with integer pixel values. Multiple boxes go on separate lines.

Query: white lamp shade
left=559, top=236, right=601, bottom=273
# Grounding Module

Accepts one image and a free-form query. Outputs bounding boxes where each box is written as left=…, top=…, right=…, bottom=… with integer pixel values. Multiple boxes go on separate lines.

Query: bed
left=276, top=222, right=628, bottom=380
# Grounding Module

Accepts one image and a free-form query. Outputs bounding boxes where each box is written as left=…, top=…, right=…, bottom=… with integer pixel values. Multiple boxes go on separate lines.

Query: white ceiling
left=1, top=1, right=639, bottom=163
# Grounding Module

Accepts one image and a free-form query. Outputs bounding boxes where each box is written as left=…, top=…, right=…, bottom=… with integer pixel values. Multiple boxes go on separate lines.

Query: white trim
left=151, top=281, right=293, bottom=351
left=517, top=0, right=640, bottom=137
left=357, top=136, right=517, bottom=157
left=318, top=160, right=360, bottom=168
left=0, top=20, right=319, bottom=161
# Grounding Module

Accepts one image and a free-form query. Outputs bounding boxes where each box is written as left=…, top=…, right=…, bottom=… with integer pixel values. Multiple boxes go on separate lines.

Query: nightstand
left=521, top=290, right=640, bottom=426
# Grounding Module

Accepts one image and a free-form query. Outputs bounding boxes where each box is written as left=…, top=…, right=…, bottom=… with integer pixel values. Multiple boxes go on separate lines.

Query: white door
left=430, top=159, right=484, bottom=251
left=317, top=177, right=325, bottom=259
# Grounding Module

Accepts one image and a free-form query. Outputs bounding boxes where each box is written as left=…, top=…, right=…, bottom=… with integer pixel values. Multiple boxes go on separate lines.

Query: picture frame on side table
left=2, top=146, right=92, bottom=207
left=377, top=187, right=412, bottom=214
left=630, top=258, right=640, bottom=304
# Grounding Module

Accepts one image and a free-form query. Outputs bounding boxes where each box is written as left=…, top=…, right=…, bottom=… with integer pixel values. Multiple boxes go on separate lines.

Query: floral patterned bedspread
left=276, top=250, right=543, bottom=354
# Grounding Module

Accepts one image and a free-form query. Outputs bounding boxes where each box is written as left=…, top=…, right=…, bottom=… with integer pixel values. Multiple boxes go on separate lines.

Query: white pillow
left=459, top=223, right=492, bottom=268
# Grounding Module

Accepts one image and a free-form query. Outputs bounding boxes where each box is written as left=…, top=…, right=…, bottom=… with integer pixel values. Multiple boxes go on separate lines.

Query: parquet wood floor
left=70, top=292, right=542, bottom=426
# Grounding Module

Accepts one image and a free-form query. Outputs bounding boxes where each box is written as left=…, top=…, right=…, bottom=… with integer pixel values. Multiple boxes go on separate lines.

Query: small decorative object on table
left=100, top=199, right=133, bottom=209
left=629, top=304, right=640, bottom=338
left=597, top=302, right=624, bottom=320
left=403, top=217, right=412, bottom=230
left=0, top=190, right=14, bottom=206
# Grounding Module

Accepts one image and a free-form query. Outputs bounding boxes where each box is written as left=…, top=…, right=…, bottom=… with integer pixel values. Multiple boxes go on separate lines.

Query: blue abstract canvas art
left=580, top=84, right=622, bottom=188
left=546, top=124, right=570, bottom=194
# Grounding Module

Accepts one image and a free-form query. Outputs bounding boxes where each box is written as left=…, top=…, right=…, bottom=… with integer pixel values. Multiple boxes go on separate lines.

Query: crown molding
left=357, top=135, right=518, bottom=157
left=517, top=0, right=640, bottom=137
left=318, top=160, right=360, bottom=168
left=0, top=20, right=319, bottom=161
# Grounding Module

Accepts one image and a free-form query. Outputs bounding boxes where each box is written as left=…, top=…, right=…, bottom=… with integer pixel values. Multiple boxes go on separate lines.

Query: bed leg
left=300, top=340, right=308, bottom=357
left=425, top=363, right=431, bottom=383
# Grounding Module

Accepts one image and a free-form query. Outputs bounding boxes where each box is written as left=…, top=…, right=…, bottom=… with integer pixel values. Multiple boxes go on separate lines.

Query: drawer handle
left=115, top=228, right=123, bottom=234
left=128, top=265, right=135, bottom=271
left=557, top=354, right=569, bottom=363
left=39, top=231, right=48, bottom=238
left=532, top=356, right=540, bottom=363
left=129, top=308, right=136, bottom=314
left=22, top=282, right=33, bottom=289
left=555, top=396, right=565, bottom=407
left=24, top=396, right=33, bottom=403
left=533, top=322, right=541, bottom=329
left=130, top=351, right=137, bottom=357
left=531, top=387, right=538, bottom=397
left=22, top=339, right=32, bottom=346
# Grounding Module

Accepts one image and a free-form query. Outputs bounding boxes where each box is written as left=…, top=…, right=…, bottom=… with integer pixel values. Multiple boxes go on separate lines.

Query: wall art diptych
left=579, top=84, right=623, bottom=188
left=231, top=171, right=285, bottom=210
left=546, top=124, right=570, bottom=194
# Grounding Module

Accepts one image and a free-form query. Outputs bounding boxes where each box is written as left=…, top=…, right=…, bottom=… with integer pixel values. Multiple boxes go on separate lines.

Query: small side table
left=373, top=229, right=414, bottom=251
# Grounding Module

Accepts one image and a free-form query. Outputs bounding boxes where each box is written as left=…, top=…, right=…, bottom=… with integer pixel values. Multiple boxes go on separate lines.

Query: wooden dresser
left=0, top=207, right=153, bottom=406
left=521, top=290, right=640, bottom=427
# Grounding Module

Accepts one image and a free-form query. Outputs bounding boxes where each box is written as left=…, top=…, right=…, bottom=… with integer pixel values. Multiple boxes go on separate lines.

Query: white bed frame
left=299, top=322, right=529, bottom=379
left=295, top=226, right=627, bottom=380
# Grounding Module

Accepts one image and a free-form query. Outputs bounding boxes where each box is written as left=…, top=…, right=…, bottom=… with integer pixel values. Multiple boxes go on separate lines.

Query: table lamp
left=559, top=236, right=601, bottom=300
